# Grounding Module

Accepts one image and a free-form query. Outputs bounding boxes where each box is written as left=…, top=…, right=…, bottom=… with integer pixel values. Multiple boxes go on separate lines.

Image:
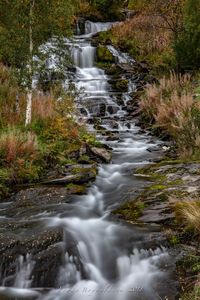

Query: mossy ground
left=118, top=159, right=200, bottom=299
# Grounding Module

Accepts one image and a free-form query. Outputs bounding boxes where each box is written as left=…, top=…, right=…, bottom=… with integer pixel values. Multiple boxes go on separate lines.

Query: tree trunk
left=25, top=0, right=35, bottom=126
left=25, top=90, right=33, bottom=126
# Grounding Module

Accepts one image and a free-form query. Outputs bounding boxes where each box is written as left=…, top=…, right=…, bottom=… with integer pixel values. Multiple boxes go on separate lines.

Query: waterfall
left=0, top=20, right=176, bottom=300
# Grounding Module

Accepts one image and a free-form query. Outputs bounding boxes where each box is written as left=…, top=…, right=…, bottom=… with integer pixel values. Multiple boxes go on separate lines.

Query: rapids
left=0, top=21, right=177, bottom=300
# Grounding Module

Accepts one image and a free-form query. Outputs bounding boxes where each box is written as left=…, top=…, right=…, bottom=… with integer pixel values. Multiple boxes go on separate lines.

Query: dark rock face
left=0, top=186, right=88, bottom=288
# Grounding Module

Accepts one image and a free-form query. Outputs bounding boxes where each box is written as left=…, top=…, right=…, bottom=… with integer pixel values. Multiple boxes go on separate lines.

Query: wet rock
left=99, top=103, right=106, bottom=116
left=88, top=146, right=112, bottom=163
left=44, top=169, right=97, bottom=185
left=0, top=228, right=85, bottom=289
left=107, top=105, right=114, bottom=115
left=126, top=105, right=135, bottom=113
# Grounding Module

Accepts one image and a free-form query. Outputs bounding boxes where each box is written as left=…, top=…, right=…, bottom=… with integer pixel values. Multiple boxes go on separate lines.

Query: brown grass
left=112, top=13, right=171, bottom=56
left=0, top=129, right=38, bottom=165
left=32, top=94, right=55, bottom=121
left=172, top=199, right=200, bottom=234
left=140, top=72, right=200, bottom=157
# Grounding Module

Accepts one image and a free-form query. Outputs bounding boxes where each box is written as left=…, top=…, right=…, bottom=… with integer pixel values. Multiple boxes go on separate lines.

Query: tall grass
left=0, top=129, right=38, bottom=166
left=112, top=14, right=171, bottom=56
left=173, top=200, right=200, bottom=234
left=32, top=94, right=55, bottom=121
left=140, top=72, right=200, bottom=157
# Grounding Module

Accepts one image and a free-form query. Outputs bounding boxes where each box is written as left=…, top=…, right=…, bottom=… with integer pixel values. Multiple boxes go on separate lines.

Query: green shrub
left=174, top=0, right=200, bottom=70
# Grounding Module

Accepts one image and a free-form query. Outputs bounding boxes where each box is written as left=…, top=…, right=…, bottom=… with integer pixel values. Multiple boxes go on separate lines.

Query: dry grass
left=140, top=72, right=200, bottom=157
left=172, top=199, right=200, bottom=234
left=112, top=12, right=171, bottom=56
left=140, top=72, right=192, bottom=121
left=0, top=129, right=38, bottom=165
left=32, top=94, right=56, bottom=121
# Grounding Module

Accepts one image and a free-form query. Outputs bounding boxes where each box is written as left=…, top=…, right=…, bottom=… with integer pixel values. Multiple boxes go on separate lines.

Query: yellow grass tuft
left=173, top=199, right=200, bottom=234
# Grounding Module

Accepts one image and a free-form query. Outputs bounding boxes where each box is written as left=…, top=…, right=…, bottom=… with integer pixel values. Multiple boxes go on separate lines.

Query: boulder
left=89, top=147, right=112, bottom=163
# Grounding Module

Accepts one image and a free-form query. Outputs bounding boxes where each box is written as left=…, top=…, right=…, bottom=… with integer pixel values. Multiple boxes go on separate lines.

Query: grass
left=173, top=200, right=200, bottom=235
left=0, top=129, right=38, bottom=166
left=139, top=72, right=200, bottom=158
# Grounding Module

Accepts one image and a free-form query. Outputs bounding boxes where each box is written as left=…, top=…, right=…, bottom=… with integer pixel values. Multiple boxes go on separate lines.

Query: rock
left=44, top=169, right=97, bottom=185
left=99, top=103, right=106, bottom=116
left=126, top=105, right=134, bottom=113
left=89, top=147, right=112, bottom=163
left=106, top=105, right=113, bottom=115
left=79, top=143, right=87, bottom=157
left=0, top=228, right=85, bottom=289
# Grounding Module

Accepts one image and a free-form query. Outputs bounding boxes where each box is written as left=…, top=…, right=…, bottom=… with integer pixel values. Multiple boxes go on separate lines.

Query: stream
left=0, top=21, right=177, bottom=300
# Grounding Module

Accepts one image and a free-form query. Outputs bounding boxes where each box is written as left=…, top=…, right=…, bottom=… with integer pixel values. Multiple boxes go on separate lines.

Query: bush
left=174, top=0, right=200, bottom=70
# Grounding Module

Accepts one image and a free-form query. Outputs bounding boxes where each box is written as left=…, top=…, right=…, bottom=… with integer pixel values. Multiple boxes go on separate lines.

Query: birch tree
left=0, top=0, right=77, bottom=125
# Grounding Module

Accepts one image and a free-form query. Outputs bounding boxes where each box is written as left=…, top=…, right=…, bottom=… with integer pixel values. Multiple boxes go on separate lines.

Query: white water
left=39, top=21, right=171, bottom=300
left=0, top=21, right=175, bottom=300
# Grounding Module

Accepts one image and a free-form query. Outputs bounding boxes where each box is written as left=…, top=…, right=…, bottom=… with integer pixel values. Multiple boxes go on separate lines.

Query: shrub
left=174, top=0, right=200, bottom=70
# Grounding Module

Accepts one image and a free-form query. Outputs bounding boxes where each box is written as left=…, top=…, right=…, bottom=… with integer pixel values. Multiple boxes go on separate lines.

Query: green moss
left=115, top=79, right=129, bottom=92
left=148, top=184, right=167, bottom=190
left=72, top=167, right=97, bottom=177
left=169, top=235, right=180, bottom=246
left=96, top=45, right=115, bottom=63
left=180, top=288, right=200, bottom=300
left=65, top=183, right=86, bottom=195
left=113, top=200, right=145, bottom=222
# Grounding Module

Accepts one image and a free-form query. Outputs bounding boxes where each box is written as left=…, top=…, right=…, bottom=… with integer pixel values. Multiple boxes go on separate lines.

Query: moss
left=115, top=79, right=129, bottom=92
left=148, top=184, right=167, bottom=190
left=113, top=200, right=145, bottom=222
left=96, top=45, right=115, bottom=63
left=169, top=235, right=180, bottom=246
left=72, top=167, right=97, bottom=177
left=65, top=183, right=86, bottom=195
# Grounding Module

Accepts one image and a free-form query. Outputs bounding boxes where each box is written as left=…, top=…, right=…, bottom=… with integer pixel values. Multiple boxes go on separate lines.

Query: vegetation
left=0, top=65, right=97, bottom=198
left=140, top=72, right=200, bottom=158
left=0, top=0, right=79, bottom=125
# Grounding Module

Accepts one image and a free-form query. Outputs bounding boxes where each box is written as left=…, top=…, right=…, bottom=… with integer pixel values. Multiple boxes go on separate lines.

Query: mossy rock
left=115, top=79, right=129, bottom=92
left=65, top=183, right=86, bottom=195
left=96, top=45, right=115, bottom=63
left=113, top=200, right=145, bottom=223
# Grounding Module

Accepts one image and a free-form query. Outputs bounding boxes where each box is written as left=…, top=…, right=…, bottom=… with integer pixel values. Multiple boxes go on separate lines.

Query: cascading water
left=0, top=21, right=177, bottom=300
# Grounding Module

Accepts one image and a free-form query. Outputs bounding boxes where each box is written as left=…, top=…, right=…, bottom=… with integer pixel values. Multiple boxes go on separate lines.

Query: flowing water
left=0, top=21, right=177, bottom=299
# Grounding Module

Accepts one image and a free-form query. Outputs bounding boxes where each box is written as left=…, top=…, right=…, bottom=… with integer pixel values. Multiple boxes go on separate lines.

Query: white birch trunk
left=25, top=0, right=35, bottom=126
left=25, top=90, right=33, bottom=126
